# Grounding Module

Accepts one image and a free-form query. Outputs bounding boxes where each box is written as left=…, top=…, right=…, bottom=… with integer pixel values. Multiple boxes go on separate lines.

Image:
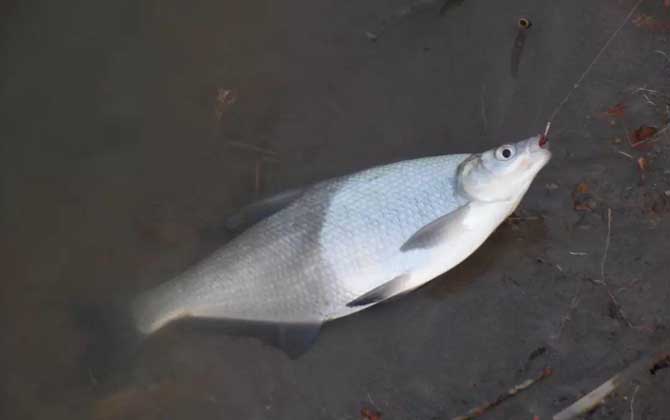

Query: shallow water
left=2, top=1, right=670, bottom=419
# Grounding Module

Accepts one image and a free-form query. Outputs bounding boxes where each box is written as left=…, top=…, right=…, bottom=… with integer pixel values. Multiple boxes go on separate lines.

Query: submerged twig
left=439, top=0, right=465, bottom=15
left=480, top=84, right=488, bottom=132
left=254, top=159, right=263, bottom=196
left=628, top=123, right=670, bottom=147
left=450, top=368, right=553, bottom=420
left=655, top=49, right=670, bottom=63
left=629, top=384, right=639, bottom=420
left=506, top=215, right=541, bottom=222
left=554, top=282, right=581, bottom=340
left=616, top=150, right=634, bottom=160
left=511, top=23, right=530, bottom=78
left=226, top=140, right=278, bottom=157
left=595, top=209, right=634, bottom=327
left=367, top=0, right=442, bottom=40
left=598, top=208, right=612, bottom=284
left=553, top=346, right=670, bottom=420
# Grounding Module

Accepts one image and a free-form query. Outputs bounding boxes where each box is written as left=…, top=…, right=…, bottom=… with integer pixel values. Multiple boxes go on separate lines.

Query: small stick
left=553, top=346, right=670, bottom=420
left=554, top=282, right=581, bottom=340
left=440, top=0, right=465, bottom=16
left=595, top=209, right=633, bottom=326
left=629, top=384, right=639, bottom=420
left=506, top=215, right=540, bottom=222
left=642, top=94, right=656, bottom=106
left=254, top=159, right=263, bottom=196
left=616, top=150, right=634, bottom=160
left=88, top=368, right=98, bottom=386
left=480, top=84, right=488, bottom=132
left=226, top=140, right=278, bottom=157
left=654, top=49, right=670, bottom=63
left=628, top=124, right=670, bottom=147
left=599, top=208, right=612, bottom=283
left=450, top=368, right=553, bottom=420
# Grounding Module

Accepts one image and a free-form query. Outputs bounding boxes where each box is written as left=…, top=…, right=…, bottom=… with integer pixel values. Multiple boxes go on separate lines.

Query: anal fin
left=174, top=317, right=322, bottom=359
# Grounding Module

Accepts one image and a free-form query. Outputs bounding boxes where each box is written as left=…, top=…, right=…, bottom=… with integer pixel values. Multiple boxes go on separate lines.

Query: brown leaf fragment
left=575, top=182, right=589, bottom=194
left=632, top=125, right=657, bottom=148
left=572, top=182, right=596, bottom=212
left=650, top=354, right=670, bottom=374
left=644, top=191, right=669, bottom=214
left=633, top=14, right=655, bottom=29
left=361, top=407, right=382, bottom=420
left=637, top=156, right=649, bottom=185
left=606, top=103, right=625, bottom=118
left=637, top=157, right=648, bottom=172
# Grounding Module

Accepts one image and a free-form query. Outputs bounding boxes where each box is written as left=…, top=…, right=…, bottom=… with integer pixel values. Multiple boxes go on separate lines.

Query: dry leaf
left=572, top=182, right=596, bottom=211
left=637, top=157, right=649, bottom=172
left=631, top=125, right=657, bottom=150
left=634, top=125, right=657, bottom=142
left=637, top=156, right=650, bottom=185
left=361, top=407, right=382, bottom=420
left=633, top=14, right=656, bottom=28
left=632, top=14, right=670, bottom=32
left=644, top=191, right=669, bottom=214
left=606, top=103, right=625, bottom=118
left=575, top=182, right=589, bottom=194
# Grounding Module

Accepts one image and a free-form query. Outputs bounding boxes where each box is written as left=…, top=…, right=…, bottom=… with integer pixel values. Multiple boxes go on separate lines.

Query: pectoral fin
left=400, top=203, right=471, bottom=252
left=346, top=273, right=413, bottom=307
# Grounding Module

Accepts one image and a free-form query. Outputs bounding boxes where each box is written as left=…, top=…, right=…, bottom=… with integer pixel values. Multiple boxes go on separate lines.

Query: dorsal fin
left=225, top=187, right=307, bottom=233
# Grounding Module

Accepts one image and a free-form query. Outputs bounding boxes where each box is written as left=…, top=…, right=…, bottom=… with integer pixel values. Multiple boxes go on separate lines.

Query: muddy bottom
left=2, top=0, right=670, bottom=419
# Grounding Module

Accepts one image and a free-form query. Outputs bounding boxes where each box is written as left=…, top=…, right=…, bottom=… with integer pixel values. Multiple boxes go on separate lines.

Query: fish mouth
left=526, top=134, right=551, bottom=155
left=539, top=133, right=549, bottom=148
left=524, top=134, right=552, bottom=169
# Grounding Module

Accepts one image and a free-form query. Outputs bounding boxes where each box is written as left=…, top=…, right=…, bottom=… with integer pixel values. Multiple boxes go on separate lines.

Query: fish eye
left=495, top=145, right=516, bottom=160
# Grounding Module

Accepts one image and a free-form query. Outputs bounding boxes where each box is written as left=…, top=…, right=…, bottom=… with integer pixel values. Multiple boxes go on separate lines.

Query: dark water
left=3, top=1, right=670, bottom=419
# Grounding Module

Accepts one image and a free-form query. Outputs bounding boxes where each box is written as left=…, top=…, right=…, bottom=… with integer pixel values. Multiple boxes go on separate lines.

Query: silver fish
left=132, top=135, right=551, bottom=354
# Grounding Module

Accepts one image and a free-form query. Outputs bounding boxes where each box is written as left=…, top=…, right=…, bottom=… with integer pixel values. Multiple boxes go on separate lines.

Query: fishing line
left=544, top=0, right=645, bottom=137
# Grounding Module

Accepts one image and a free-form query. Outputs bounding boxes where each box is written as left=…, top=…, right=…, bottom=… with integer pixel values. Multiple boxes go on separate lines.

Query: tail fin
left=72, top=280, right=188, bottom=381
left=71, top=298, right=143, bottom=382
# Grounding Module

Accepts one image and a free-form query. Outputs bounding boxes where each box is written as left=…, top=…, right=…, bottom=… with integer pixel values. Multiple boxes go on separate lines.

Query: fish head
left=459, top=134, right=551, bottom=202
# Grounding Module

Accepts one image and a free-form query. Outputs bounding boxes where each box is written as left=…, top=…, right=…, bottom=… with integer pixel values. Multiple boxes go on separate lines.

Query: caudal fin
left=71, top=298, right=143, bottom=381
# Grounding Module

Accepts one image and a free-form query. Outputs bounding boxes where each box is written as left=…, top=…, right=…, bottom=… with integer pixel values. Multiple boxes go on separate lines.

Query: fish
left=131, top=134, right=551, bottom=356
